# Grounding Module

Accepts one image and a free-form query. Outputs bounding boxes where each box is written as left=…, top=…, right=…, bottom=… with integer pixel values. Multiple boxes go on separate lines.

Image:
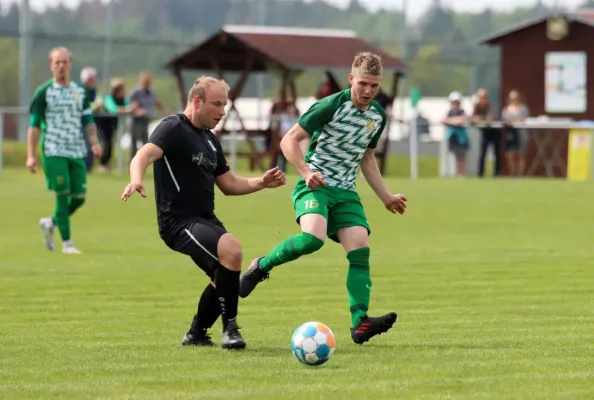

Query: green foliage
left=328, top=10, right=405, bottom=43
left=0, top=0, right=576, bottom=107
left=0, top=39, right=19, bottom=106
left=405, top=45, right=471, bottom=96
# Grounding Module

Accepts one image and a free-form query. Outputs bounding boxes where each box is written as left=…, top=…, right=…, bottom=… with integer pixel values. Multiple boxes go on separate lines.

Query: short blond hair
left=352, top=52, right=383, bottom=77
left=187, top=76, right=230, bottom=102
left=110, top=77, right=125, bottom=92
left=49, top=46, right=72, bottom=62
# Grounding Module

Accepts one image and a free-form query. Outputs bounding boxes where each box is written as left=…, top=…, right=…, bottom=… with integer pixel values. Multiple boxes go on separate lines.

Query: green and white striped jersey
left=29, top=79, right=94, bottom=159
left=297, top=89, right=387, bottom=191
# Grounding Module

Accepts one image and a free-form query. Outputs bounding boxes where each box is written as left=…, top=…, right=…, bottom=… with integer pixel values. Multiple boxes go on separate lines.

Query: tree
left=0, top=0, right=564, bottom=102
left=417, top=3, right=456, bottom=44
left=1, top=2, right=19, bottom=34
left=347, top=0, right=366, bottom=14
left=407, top=44, right=470, bottom=96
left=0, top=39, right=19, bottom=106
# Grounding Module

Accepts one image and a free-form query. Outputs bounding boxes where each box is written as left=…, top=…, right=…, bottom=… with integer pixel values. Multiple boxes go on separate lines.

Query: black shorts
left=162, top=217, right=227, bottom=279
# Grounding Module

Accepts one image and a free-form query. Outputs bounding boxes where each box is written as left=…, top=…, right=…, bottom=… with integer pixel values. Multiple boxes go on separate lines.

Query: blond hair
left=352, top=52, right=383, bottom=77
left=110, top=77, right=125, bottom=92
left=187, top=76, right=230, bottom=102
left=49, top=46, right=72, bottom=62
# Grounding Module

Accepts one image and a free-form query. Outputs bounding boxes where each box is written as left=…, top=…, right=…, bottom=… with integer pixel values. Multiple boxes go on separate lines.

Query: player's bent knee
left=295, top=232, right=325, bottom=255
left=217, top=233, right=242, bottom=272
left=337, top=226, right=369, bottom=252
left=350, top=237, right=369, bottom=250
left=300, top=213, right=327, bottom=241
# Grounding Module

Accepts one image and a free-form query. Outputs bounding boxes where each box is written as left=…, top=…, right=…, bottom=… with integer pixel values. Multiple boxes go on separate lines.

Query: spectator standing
left=128, top=72, right=167, bottom=160
left=99, top=78, right=136, bottom=173
left=501, top=89, right=529, bottom=177
left=371, top=88, right=393, bottom=152
left=442, top=91, right=469, bottom=177
left=80, top=66, right=101, bottom=172
left=472, top=88, right=502, bottom=177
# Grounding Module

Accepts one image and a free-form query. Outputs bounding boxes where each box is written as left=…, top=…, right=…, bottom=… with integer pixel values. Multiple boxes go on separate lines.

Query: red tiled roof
left=166, top=26, right=407, bottom=73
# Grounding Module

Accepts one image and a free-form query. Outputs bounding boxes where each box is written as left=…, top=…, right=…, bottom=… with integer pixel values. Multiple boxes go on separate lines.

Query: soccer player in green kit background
left=26, top=46, right=102, bottom=254
left=239, top=52, right=408, bottom=344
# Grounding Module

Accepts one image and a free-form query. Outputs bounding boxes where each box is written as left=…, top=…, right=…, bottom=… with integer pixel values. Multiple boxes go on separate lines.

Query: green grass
left=1, top=168, right=594, bottom=399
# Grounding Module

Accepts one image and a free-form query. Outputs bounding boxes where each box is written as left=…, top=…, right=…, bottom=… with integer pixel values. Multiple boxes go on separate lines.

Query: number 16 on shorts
left=304, top=199, right=319, bottom=209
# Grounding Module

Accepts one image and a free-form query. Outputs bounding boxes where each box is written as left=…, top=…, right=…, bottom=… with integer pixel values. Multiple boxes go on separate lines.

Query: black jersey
left=148, top=113, right=230, bottom=227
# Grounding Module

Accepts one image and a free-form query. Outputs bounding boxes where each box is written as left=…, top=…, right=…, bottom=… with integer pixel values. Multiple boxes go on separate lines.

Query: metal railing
left=435, top=119, right=594, bottom=178
left=2, top=106, right=594, bottom=179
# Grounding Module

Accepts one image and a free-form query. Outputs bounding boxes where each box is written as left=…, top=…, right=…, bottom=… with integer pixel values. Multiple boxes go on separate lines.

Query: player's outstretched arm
left=360, top=148, right=407, bottom=215
left=215, top=166, right=286, bottom=196
left=280, top=124, right=311, bottom=178
left=121, top=143, right=163, bottom=201
left=280, top=124, right=325, bottom=189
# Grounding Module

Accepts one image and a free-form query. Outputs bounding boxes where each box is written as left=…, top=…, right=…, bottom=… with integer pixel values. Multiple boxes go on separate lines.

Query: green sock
left=258, top=232, right=324, bottom=272
left=346, top=247, right=371, bottom=327
left=69, top=197, right=85, bottom=216
left=52, top=193, right=71, bottom=241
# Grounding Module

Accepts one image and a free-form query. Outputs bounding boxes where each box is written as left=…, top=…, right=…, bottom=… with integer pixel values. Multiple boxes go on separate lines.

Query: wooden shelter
left=165, top=25, right=408, bottom=172
left=479, top=11, right=594, bottom=177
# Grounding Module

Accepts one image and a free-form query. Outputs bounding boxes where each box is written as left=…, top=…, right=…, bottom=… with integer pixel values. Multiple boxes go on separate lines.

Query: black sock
left=189, top=283, right=220, bottom=336
left=215, top=266, right=240, bottom=330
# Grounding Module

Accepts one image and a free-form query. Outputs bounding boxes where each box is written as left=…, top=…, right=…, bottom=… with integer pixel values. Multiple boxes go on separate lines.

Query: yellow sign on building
left=567, top=129, right=592, bottom=181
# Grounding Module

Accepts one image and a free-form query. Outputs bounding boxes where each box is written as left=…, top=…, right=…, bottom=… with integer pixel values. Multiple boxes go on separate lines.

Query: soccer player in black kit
left=121, top=76, right=286, bottom=349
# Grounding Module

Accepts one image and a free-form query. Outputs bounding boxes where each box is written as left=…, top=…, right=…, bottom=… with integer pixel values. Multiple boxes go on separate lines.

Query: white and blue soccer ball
left=290, top=321, right=336, bottom=366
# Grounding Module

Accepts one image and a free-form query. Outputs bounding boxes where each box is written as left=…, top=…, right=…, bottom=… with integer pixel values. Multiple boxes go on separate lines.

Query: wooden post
left=218, top=54, right=264, bottom=171
left=378, top=71, right=402, bottom=174
left=210, top=59, right=224, bottom=80
left=173, top=67, right=186, bottom=109
left=326, top=70, right=342, bottom=91
left=269, top=69, right=290, bottom=170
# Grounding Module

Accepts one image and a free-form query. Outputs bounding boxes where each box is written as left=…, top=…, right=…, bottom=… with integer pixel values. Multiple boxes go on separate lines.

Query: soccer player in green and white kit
left=26, top=47, right=102, bottom=254
left=239, top=52, right=408, bottom=344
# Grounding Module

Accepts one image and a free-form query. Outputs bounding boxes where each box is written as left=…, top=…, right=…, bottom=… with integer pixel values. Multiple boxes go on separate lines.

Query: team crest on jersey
left=192, top=153, right=204, bottom=165
left=192, top=153, right=217, bottom=172
left=366, top=119, right=376, bottom=134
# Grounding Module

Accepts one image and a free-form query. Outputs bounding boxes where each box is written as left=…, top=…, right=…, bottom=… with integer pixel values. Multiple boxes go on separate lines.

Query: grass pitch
left=1, top=168, right=593, bottom=399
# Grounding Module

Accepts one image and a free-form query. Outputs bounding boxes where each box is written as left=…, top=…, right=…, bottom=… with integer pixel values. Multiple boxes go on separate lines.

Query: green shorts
left=41, top=156, right=87, bottom=196
left=292, top=180, right=370, bottom=243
